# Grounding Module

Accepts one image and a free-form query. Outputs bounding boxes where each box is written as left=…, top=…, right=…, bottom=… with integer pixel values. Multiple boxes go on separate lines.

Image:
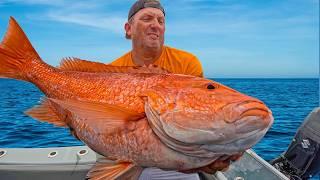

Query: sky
left=0, top=0, right=319, bottom=78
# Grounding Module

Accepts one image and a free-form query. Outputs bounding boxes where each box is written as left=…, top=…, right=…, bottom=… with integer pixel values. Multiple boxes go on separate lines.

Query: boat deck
left=0, top=146, right=288, bottom=180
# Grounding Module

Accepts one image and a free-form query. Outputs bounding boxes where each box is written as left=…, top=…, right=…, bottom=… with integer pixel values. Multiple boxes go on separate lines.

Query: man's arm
left=181, top=153, right=243, bottom=174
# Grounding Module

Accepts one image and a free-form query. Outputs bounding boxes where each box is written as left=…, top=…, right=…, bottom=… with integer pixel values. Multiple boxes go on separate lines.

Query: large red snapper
left=0, top=17, right=273, bottom=179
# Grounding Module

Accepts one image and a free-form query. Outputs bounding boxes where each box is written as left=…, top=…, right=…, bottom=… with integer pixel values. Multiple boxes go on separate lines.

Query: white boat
left=0, top=146, right=288, bottom=180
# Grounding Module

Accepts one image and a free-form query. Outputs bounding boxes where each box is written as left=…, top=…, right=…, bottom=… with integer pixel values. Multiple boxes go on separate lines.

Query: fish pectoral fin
left=48, top=98, right=145, bottom=133
left=49, top=98, right=145, bottom=121
left=87, top=159, right=143, bottom=180
left=25, top=98, right=67, bottom=127
left=58, top=57, right=170, bottom=74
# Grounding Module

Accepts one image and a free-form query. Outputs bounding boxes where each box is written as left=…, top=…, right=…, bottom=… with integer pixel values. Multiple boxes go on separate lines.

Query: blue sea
left=0, top=78, right=319, bottom=175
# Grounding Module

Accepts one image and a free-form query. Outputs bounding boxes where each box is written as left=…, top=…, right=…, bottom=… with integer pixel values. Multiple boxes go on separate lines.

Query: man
left=111, top=0, right=203, bottom=77
left=111, top=0, right=241, bottom=179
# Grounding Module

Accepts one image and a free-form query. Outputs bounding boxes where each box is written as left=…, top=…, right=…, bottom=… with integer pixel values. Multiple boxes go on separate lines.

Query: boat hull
left=0, top=146, right=288, bottom=180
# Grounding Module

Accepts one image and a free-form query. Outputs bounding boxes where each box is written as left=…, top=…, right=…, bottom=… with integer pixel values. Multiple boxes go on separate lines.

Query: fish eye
left=207, top=84, right=216, bottom=90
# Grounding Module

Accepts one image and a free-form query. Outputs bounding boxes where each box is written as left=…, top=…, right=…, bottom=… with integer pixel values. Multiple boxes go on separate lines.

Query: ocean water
left=0, top=78, right=319, bottom=172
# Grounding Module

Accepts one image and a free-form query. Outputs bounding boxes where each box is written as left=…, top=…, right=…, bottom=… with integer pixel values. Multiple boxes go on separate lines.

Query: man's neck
left=131, top=46, right=164, bottom=66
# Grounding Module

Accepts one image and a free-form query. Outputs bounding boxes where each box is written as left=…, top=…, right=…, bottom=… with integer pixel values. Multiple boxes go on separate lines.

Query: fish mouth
left=240, top=107, right=270, bottom=119
left=237, top=100, right=270, bottom=118
left=222, top=100, right=273, bottom=132
left=223, top=100, right=271, bottom=124
left=234, top=100, right=273, bottom=134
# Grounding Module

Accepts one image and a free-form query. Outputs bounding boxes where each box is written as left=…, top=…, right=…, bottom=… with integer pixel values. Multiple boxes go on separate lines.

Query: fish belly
left=76, top=118, right=216, bottom=170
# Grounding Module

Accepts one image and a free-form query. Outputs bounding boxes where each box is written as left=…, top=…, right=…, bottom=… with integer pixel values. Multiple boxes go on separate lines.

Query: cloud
left=5, top=0, right=316, bottom=40
left=45, top=11, right=126, bottom=33
left=6, top=0, right=128, bottom=33
left=1, top=0, right=316, bottom=78
left=2, top=0, right=133, bottom=8
left=1, top=0, right=66, bottom=6
left=165, top=1, right=318, bottom=41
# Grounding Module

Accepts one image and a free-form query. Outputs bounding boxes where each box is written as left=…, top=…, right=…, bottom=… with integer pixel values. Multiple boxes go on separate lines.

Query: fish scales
left=25, top=63, right=167, bottom=112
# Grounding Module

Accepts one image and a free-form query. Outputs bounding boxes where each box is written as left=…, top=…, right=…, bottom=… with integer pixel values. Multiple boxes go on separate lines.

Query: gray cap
left=128, top=0, right=165, bottom=20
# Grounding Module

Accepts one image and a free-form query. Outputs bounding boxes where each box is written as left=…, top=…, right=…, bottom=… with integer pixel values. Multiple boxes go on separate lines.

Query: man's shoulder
left=163, top=46, right=203, bottom=77
left=164, top=46, right=197, bottom=59
left=164, top=46, right=200, bottom=65
left=110, top=51, right=131, bottom=66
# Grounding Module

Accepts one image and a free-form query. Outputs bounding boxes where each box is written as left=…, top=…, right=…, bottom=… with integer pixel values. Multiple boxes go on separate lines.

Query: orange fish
left=0, top=17, right=273, bottom=179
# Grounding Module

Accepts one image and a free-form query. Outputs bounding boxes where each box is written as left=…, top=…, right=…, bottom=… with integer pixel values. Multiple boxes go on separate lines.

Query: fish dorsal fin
left=25, top=98, right=67, bottom=127
left=59, top=57, right=132, bottom=73
left=58, top=57, right=170, bottom=74
left=87, top=159, right=142, bottom=180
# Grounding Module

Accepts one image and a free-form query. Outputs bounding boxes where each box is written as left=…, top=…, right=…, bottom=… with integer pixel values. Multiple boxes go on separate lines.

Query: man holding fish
left=0, top=0, right=273, bottom=179
left=112, top=0, right=242, bottom=179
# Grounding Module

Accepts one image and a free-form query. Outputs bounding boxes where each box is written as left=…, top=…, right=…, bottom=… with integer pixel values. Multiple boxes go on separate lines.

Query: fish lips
left=222, top=100, right=271, bottom=123
left=225, top=100, right=274, bottom=134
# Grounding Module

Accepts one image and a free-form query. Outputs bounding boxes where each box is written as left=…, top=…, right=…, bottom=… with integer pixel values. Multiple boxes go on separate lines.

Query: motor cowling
left=271, top=107, right=320, bottom=180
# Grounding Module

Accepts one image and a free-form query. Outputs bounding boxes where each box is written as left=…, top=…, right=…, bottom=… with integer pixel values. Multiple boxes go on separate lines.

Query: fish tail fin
left=0, top=17, right=41, bottom=81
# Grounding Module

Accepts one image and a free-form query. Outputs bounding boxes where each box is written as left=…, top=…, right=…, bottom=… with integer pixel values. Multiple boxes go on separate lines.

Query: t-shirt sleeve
left=109, top=52, right=133, bottom=66
left=185, top=55, right=204, bottom=77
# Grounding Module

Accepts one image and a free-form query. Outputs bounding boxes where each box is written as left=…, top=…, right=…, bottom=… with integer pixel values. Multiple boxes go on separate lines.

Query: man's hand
left=180, top=153, right=243, bottom=174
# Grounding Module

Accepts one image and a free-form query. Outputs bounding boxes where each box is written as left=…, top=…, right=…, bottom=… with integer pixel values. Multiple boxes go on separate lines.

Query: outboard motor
left=270, top=107, right=320, bottom=180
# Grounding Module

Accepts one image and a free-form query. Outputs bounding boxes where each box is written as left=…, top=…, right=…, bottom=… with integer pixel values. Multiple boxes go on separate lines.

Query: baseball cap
left=128, top=0, right=165, bottom=20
